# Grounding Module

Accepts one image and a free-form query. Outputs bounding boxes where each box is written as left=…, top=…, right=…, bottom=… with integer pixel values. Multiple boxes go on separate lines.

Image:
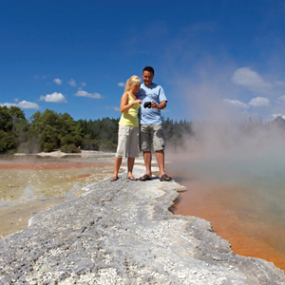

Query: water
left=2, top=151, right=285, bottom=271
left=0, top=153, right=115, bottom=238
left=168, top=151, right=285, bottom=272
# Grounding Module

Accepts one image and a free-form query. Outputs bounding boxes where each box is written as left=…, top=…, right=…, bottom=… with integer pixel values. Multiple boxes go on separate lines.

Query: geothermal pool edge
left=0, top=166, right=284, bottom=284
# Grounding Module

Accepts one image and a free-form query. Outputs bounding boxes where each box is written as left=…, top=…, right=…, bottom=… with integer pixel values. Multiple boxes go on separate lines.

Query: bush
left=99, top=139, right=117, bottom=152
left=18, top=140, right=40, bottom=154
left=40, top=132, right=60, bottom=152
left=60, top=144, right=81, bottom=153
left=42, top=142, right=57, bottom=152
left=8, top=149, right=17, bottom=154
left=81, top=138, right=99, bottom=150
left=0, top=130, right=17, bottom=153
left=60, top=136, right=74, bottom=146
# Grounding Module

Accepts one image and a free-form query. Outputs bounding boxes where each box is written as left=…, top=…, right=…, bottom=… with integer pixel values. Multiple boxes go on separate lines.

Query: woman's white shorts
left=115, top=125, right=139, bottom=158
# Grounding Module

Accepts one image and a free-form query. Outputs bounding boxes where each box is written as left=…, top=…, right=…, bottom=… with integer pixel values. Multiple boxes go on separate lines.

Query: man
left=136, top=66, right=172, bottom=181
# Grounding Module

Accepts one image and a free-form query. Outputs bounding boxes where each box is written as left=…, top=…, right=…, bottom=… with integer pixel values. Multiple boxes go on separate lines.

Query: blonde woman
left=111, top=75, right=142, bottom=181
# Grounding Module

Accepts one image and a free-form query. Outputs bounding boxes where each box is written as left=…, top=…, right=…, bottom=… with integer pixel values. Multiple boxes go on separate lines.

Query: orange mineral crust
left=172, top=179, right=285, bottom=272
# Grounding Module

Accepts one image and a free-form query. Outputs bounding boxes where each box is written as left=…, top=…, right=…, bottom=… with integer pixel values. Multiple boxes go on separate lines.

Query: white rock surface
left=0, top=167, right=284, bottom=284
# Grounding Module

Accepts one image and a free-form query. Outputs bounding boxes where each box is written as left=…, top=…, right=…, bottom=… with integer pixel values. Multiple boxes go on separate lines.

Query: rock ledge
left=0, top=167, right=284, bottom=284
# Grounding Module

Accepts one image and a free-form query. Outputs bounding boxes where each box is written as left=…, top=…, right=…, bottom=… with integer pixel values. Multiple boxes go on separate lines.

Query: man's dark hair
left=143, top=66, right=154, bottom=74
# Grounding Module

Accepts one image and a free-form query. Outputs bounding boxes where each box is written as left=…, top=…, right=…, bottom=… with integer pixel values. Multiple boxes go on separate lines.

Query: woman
left=111, top=75, right=142, bottom=181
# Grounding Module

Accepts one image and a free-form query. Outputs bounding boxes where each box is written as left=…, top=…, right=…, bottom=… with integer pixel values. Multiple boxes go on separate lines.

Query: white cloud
left=68, top=79, right=76, bottom=87
left=40, top=92, right=67, bottom=103
left=74, top=90, right=103, bottom=99
left=272, top=113, right=283, bottom=118
left=223, top=99, right=249, bottom=109
left=18, top=100, right=40, bottom=109
left=0, top=103, right=17, bottom=107
left=53, top=78, right=62, bottom=85
left=248, top=97, right=270, bottom=107
left=275, top=81, right=285, bottom=86
left=231, top=67, right=271, bottom=93
left=81, top=82, right=86, bottom=87
left=266, top=113, right=285, bottom=122
left=277, top=95, right=285, bottom=102
left=14, top=98, right=19, bottom=102
left=0, top=101, right=40, bottom=109
left=118, top=82, right=125, bottom=87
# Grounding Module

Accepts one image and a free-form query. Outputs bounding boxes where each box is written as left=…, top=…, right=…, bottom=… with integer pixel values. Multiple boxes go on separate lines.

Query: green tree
left=0, top=106, right=28, bottom=153
left=0, top=106, right=13, bottom=132
left=0, top=130, right=17, bottom=153
left=29, top=109, right=83, bottom=153
left=77, top=117, right=119, bottom=151
left=9, top=106, right=26, bottom=133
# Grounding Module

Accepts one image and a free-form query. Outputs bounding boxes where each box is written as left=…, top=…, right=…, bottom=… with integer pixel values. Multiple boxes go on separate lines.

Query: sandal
left=127, top=176, right=136, bottom=181
left=160, top=174, right=172, bottom=182
left=110, top=176, right=119, bottom=182
left=139, top=174, right=152, bottom=181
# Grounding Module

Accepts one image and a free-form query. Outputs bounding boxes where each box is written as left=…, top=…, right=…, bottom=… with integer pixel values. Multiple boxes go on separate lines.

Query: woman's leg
left=111, top=125, right=127, bottom=181
left=127, top=127, right=139, bottom=180
left=127, top=157, right=135, bottom=179
left=111, top=157, right=122, bottom=181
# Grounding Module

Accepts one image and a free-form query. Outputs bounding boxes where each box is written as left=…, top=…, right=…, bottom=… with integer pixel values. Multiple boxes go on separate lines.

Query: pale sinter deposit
left=0, top=167, right=284, bottom=284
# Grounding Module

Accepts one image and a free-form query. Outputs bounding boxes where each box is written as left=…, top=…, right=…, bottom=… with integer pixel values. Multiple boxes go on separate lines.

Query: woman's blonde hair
left=125, top=75, right=141, bottom=92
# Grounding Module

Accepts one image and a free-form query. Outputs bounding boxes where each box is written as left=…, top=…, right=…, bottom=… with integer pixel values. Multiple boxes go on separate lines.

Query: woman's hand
left=120, top=93, right=142, bottom=113
left=133, top=99, right=142, bottom=105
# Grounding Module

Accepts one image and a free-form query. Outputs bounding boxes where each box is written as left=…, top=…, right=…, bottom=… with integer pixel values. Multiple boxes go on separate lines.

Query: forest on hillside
left=0, top=106, right=193, bottom=154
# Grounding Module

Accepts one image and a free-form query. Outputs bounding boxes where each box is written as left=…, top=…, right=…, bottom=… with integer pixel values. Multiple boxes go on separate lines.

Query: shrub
left=81, top=138, right=99, bottom=150
left=18, top=141, right=40, bottom=154
left=0, top=130, right=17, bottom=153
left=99, top=139, right=117, bottom=152
left=60, top=144, right=81, bottom=153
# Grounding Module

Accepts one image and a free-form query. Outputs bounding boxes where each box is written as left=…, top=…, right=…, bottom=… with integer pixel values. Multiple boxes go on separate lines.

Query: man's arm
left=151, top=100, right=167, bottom=110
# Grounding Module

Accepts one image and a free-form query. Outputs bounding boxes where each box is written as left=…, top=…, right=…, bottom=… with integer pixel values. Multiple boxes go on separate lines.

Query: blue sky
left=1, top=0, right=285, bottom=122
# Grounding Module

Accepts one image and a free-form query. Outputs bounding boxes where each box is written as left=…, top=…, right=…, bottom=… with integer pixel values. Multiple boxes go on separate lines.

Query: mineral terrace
left=0, top=167, right=284, bottom=284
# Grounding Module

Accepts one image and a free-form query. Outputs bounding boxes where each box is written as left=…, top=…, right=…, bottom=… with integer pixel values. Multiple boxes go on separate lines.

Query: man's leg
left=155, top=150, right=165, bottom=177
left=143, top=151, right=152, bottom=177
left=156, top=150, right=171, bottom=181
left=140, top=125, right=152, bottom=180
left=153, top=124, right=171, bottom=181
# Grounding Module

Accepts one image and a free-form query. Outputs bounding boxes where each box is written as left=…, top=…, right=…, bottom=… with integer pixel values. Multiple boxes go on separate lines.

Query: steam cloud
left=166, top=59, right=285, bottom=184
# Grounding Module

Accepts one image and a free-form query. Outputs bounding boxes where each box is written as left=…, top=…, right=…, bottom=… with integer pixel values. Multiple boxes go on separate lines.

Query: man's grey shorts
left=115, top=125, right=139, bottom=158
left=140, top=124, right=165, bottom=152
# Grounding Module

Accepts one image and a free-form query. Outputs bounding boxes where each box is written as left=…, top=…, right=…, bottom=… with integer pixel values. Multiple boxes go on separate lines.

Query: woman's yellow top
left=119, top=92, right=140, bottom=127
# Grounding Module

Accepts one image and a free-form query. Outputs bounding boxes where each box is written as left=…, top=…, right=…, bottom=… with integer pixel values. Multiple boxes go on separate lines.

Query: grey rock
left=0, top=168, right=284, bottom=284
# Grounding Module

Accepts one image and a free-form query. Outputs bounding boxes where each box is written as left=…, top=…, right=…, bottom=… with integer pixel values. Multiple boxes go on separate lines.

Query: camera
left=143, top=101, right=152, bottom=108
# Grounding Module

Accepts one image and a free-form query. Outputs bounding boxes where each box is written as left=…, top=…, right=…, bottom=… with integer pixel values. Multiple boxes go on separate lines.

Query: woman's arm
left=120, top=92, right=142, bottom=113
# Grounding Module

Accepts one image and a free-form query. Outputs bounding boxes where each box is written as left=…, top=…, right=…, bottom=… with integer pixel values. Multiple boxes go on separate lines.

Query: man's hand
left=151, top=101, right=159, bottom=109
left=151, top=100, right=167, bottom=110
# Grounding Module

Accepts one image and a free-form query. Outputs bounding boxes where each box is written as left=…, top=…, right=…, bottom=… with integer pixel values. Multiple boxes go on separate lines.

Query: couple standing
left=111, top=66, right=171, bottom=182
